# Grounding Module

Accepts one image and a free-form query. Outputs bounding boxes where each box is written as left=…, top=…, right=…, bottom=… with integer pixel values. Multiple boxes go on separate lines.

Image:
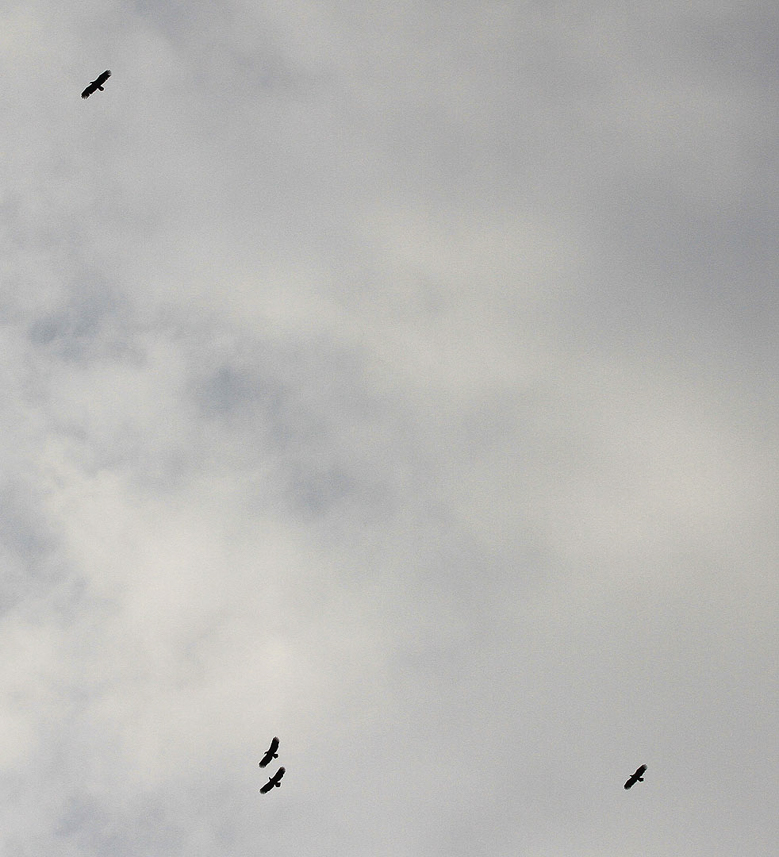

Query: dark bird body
left=260, top=767, right=285, bottom=794
left=82, top=70, right=111, bottom=98
left=259, top=737, right=279, bottom=768
left=624, top=764, right=647, bottom=789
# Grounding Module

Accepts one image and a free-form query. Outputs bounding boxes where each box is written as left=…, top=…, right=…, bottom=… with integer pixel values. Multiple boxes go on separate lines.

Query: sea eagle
left=82, top=70, right=111, bottom=99
left=260, top=767, right=285, bottom=794
left=624, top=764, right=647, bottom=790
left=259, top=737, right=280, bottom=768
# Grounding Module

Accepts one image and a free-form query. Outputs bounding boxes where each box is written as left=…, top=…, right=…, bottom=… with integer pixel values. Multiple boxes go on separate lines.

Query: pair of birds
left=258, top=737, right=285, bottom=794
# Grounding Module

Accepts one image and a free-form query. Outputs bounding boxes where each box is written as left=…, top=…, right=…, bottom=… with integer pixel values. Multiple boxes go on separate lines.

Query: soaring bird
left=259, top=737, right=280, bottom=768
left=82, top=70, right=111, bottom=99
left=624, top=764, right=647, bottom=789
left=260, top=767, right=285, bottom=794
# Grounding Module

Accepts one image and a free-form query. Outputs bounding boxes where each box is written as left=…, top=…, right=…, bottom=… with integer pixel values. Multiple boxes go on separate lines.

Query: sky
left=1, top=1, right=778, bottom=855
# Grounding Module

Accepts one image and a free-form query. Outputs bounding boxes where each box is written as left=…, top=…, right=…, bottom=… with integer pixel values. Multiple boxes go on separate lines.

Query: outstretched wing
left=634, top=764, right=647, bottom=777
left=260, top=778, right=275, bottom=794
left=95, top=70, right=111, bottom=87
left=259, top=736, right=279, bottom=767
left=624, top=775, right=636, bottom=789
left=272, top=766, right=286, bottom=785
left=81, top=82, right=96, bottom=99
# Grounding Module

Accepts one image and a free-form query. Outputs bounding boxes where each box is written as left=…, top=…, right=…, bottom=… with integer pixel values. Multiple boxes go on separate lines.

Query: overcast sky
left=1, top=1, right=778, bottom=855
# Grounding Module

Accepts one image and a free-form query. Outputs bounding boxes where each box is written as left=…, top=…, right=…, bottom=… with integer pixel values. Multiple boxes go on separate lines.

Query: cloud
left=1, top=2, right=778, bottom=856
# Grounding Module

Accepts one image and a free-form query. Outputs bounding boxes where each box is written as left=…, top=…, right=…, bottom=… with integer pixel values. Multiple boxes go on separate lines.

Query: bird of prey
left=260, top=767, right=285, bottom=794
left=624, top=764, right=647, bottom=789
left=259, top=737, right=280, bottom=768
left=82, top=70, right=111, bottom=99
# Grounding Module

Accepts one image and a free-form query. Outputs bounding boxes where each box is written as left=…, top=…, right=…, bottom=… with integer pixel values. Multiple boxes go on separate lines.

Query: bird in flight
left=260, top=767, right=285, bottom=794
left=624, top=764, right=647, bottom=789
left=82, top=70, right=111, bottom=99
left=259, top=737, right=280, bottom=768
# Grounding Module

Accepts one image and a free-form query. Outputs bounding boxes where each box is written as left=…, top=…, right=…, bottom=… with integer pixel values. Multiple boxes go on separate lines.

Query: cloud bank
left=1, top=2, right=777, bottom=855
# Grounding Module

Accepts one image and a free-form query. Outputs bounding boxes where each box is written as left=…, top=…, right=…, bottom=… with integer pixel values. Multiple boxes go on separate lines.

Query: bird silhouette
left=82, top=70, right=111, bottom=99
left=624, top=764, right=647, bottom=789
left=259, top=737, right=280, bottom=768
left=260, top=767, right=285, bottom=794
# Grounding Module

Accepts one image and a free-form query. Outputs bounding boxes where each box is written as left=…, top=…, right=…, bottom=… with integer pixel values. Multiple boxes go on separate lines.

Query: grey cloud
left=0, top=2, right=778, bottom=857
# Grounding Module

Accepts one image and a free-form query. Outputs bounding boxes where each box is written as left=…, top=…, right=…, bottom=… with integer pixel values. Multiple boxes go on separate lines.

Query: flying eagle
left=82, top=70, right=111, bottom=99
left=624, top=764, right=647, bottom=790
left=260, top=767, right=285, bottom=794
left=259, top=737, right=280, bottom=768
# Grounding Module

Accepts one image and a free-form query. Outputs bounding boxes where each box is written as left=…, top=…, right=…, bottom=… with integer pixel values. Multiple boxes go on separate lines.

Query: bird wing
left=96, top=70, right=111, bottom=86
left=269, top=736, right=279, bottom=754
left=624, top=777, right=635, bottom=789
left=260, top=779, right=274, bottom=794
left=272, top=766, right=286, bottom=784
left=635, top=764, right=647, bottom=777
left=81, top=83, right=95, bottom=99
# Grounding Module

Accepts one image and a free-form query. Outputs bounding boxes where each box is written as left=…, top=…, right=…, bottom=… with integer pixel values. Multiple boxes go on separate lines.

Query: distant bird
left=259, top=737, right=280, bottom=768
left=260, top=767, right=285, bottom=794
left=624, top=764, right=647, bottom=790
left=82, top=70, right=111, bottom=99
